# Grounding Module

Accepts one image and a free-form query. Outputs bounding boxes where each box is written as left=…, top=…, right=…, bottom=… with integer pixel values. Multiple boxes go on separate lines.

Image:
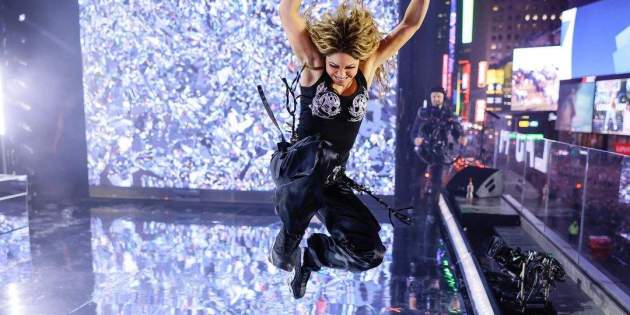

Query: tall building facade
left=456, top=0, right=567, bottom=120
left=485, top=0, right=565, bottom=65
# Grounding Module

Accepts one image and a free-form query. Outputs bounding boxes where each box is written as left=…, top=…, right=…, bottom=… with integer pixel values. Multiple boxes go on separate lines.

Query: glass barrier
left=522, top=138, right=550, bottom=221
left=460, top=126, right=497, bottom=166
left=494, top=130, right=510, bottom=174
left=544, top=141, right=588, bottom=251
left=485, top=131, right=630, bottom=296
left=580, top=150, right=629, bottom=293
left=505, top=136, right=526, bottom=203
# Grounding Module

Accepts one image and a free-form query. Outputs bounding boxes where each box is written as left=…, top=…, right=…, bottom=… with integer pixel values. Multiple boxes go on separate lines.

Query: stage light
left=7, top=283, right=24, bottom=315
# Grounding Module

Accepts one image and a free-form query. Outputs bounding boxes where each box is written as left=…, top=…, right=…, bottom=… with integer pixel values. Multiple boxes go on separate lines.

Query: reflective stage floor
left=0, top=200, right=469, bottom=315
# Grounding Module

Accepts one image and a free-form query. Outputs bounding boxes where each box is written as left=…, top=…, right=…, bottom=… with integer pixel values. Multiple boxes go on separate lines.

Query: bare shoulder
left=359, top=56, right=378, bottom=88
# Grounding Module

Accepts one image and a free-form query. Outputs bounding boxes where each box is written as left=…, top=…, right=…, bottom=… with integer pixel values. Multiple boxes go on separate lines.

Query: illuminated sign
left=462, top=0, right=475, bottom=44
left=615, top=143, right=630, bottom=156
left=518, top=120, right=540, bottom=128
left=456, top=73, right=462, bottom=115
left=442, top=54, right=448, bottom=90
left=475, top=99, right=486, bottom=122
left=498, top=130, right=549, bottom=173
left=478, top=61, right=488, bottom=87
left=462, top=63, right=470, bottom=90
left=447, top=0, right=457, bottom=98
left=459, top=60, right=472, bottom=120
left=487, top=69, right=505, bottom=85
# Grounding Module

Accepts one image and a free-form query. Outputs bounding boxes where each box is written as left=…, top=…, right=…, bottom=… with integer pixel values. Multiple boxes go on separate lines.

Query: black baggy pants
left=271, top=135, right=385, bottom=273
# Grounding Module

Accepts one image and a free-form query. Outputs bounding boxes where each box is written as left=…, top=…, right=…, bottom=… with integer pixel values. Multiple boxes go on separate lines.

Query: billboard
left=560, top=0, right=630, bottom=79
left=592, top=76, right=630, bottom=135
left=555, top=78, right=595, bottom=133
left=512, top=46, right=561, bottom=112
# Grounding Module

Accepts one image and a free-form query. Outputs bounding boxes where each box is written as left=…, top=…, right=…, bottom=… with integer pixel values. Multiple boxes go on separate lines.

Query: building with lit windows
left=455, top=0, right=568, bottom=121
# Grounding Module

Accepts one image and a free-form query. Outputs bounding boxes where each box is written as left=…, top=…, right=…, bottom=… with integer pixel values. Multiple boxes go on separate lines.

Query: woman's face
left=325, top=52, right=359, bottom=86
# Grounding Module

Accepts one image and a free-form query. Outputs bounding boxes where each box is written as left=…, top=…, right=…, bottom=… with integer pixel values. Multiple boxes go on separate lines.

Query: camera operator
left=408, top=86, right=463, bottom=209
left=410, top=86, right=464, bottom=159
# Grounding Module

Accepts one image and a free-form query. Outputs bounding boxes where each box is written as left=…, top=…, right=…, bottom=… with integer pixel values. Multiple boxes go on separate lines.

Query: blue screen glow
left=79, top=0, right=398, bottom=194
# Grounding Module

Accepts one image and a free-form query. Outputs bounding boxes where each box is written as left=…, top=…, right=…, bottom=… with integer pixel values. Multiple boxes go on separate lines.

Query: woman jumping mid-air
left=269, top=0, right=429, bottom=299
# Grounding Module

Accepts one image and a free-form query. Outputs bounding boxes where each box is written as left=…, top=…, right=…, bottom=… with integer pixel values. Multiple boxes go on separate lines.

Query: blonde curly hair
left=305, top=1, right=390, bottom=91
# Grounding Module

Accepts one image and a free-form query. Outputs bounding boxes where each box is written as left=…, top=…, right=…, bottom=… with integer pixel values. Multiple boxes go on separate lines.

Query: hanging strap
left=257, top=85, right=286, bottom=143
left=325, top=166, right=413, bottom=226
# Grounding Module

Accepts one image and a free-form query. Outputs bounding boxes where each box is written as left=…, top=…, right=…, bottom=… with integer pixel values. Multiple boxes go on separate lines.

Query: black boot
left=290, top=247, right=315, bottom=299
left=269, top=230, right=301, bottom=272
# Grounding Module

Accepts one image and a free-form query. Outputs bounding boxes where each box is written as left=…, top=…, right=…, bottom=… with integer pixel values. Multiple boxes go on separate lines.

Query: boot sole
left=289, top=248, right=310, bottom=299
left=268, top=245, right=299, bottom=272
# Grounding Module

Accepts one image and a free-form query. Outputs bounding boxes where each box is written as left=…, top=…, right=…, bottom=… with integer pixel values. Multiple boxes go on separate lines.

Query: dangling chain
left=326, top=166, right=413, bottom=226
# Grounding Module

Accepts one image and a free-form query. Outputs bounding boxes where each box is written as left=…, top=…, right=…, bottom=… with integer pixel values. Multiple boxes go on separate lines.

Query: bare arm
left=279, top=0, right=322, bottom=69
left=370, top=0, right=430, bottom=66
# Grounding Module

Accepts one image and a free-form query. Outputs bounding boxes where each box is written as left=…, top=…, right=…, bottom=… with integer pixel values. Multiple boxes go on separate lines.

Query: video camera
left=414, top=113, right=462, bottom=165
left=486, top=236, right=566, bottom=312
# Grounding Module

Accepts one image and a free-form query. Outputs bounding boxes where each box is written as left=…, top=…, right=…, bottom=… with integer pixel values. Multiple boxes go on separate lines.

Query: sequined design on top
left=348, top=91, right=368, bottom=122
left=311, top=82, right=369, bottom=122
left=311, top=83, right=341, bottom=119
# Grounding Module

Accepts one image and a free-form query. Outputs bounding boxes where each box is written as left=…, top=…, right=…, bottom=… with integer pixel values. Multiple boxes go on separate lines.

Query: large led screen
left=79, top=1, right=398, bottom=194
left=592, top=77, right=630, bottom=135
left=555, top=78, right=595, bottom=133
left=560, top=0, right=630, bottom=79
left=511, top=46, right=561, bottom=112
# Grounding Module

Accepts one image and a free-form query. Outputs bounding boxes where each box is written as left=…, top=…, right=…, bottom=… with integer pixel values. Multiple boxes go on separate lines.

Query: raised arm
left=279, top=0, right=322, bottom=69
left=371, top=0, right=430, bottom=66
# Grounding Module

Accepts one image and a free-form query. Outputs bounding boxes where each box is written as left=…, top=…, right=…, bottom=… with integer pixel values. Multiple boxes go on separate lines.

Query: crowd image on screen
left=512, top=66, right=560, bottom=111
left=79, top=0, right=399, bottom=194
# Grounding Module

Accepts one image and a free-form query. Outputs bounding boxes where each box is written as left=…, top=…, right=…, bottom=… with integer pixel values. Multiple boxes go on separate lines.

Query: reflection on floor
left=90, top=210, right=394, bottom=314
left=0, top=201, right=468, bottom=315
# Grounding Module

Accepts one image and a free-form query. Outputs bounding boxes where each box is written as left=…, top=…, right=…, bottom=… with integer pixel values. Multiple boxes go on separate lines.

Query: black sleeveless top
left=296, top=70, right=369, bottom=154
